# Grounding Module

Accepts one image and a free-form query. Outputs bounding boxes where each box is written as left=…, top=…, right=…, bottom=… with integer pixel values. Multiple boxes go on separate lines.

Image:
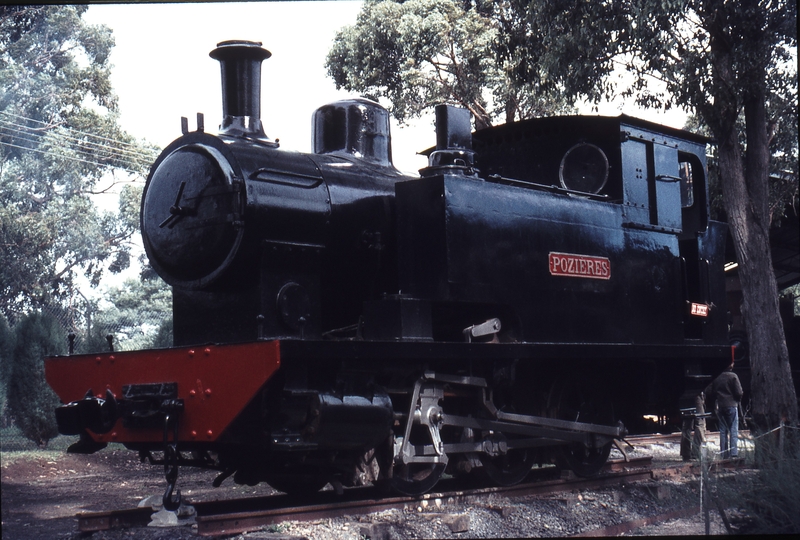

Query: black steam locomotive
left=46, top=41, right=731, bottom=507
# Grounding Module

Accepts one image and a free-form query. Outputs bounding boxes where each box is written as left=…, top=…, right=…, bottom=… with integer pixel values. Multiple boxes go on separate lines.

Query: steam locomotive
left=45, top=40, right=731, bottom=507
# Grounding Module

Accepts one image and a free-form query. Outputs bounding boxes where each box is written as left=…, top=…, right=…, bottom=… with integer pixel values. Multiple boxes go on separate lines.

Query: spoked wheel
left=549, top=377, right=615, bottom=477
left=479, top=446, right=537, bottom=486
left=560, top=440, right=612, bottom=477
left=390, top=462, right=446, bottom=496
left=476, top=429, right=537, bottom=486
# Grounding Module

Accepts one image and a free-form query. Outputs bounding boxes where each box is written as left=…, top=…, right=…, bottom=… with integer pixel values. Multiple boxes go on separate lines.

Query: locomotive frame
left=46, top=40, right=732, bottom=507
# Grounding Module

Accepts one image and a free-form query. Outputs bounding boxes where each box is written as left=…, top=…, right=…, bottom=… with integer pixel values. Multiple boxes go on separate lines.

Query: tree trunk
left=716, top=103, right=798, bottom=434
left=708, top=1, right=798, bottom=434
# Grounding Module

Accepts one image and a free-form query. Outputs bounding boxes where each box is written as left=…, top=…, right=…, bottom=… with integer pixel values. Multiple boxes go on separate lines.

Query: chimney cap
left=210, top=40, right=272, bottom=61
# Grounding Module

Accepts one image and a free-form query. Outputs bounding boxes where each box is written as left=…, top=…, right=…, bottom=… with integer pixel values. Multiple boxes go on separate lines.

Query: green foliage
left=782, top=284, right=800, bottom=317
left=1, top=426, right=74, bottom=454
left=0, top=314, right=14, bottom=425
left=514, top=0, right=797, bottom=214
left=79, top=270, right=172, bottom=354
left=685, top=102, right=798, bottom=225
left=326, top=0, right=574, bottom=129
left=6, top=312, right=64, bottom=448
left=0, top=5, right=160, bottom=320
left=0, top=425, right=76, bottom=454
left=765, top=90, right=799, bottom=224
left=150, top=317, right=174, bottom=350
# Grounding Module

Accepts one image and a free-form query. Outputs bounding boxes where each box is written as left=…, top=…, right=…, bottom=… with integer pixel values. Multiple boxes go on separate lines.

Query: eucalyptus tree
left=80, top=269, right=172, bottom=354
left=0, top=314, right=14, bottom=425
left=0, top=5, right=159, bottom=321
left=326, top=0, right=574, bottom=130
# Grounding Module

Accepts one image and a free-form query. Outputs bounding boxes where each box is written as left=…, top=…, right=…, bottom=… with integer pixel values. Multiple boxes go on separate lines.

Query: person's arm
left=734, top=374, right=743, bottom=402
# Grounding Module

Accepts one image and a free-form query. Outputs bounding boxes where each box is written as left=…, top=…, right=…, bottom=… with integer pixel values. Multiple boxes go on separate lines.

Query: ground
left=1, top=446, right=277, bottom=539
left=1, top=441, right=738, bottom=539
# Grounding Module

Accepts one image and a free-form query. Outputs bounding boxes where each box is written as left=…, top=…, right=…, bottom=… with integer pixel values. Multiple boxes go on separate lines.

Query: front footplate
left=45, top=341, right=283, bottom=446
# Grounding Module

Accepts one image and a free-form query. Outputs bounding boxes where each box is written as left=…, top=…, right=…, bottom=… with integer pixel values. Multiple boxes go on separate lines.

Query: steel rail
left=195, top=458, right=654, bottom=536
left=625, top=433, right=683, bottom=445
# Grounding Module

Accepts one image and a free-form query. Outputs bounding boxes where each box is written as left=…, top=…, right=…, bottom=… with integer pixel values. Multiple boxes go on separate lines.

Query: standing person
left=704, top=360, right=744, bottom=459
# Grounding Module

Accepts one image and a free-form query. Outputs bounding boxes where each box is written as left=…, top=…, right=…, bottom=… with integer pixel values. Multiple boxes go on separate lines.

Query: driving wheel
left=549, top=377, right=615, bottom=477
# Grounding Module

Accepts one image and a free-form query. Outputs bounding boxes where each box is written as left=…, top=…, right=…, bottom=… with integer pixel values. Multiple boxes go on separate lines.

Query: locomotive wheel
left=264, top=467, right=329, bottom=496
left=390, top=462, right=446, bottom=496
left=549, top=377, right=615, bottom=477
left=477, top=384, right=539, bottom=486
left=478, top=446, right=537, bottom=486
left=560, top=440, right=612, bottom=477
left=475, top=420, right=536, bottom=486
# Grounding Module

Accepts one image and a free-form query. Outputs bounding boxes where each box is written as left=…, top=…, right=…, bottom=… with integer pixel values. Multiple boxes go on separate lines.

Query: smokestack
left=209, top=40, right=272, bottom=139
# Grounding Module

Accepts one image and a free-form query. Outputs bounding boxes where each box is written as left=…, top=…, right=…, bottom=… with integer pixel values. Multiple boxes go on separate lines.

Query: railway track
left=77, top=456, right=655, bottom=536
left=626, top=429, right=752, bottom=446
left=625, top=432, right=683, bottom=445
left=77, top=433, right=749, bottom=537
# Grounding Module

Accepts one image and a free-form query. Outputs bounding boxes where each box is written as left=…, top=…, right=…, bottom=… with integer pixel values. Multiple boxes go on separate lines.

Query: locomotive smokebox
left=312, top=98, right=394, bottom=167
left=210, top=40, right=272, bottom=138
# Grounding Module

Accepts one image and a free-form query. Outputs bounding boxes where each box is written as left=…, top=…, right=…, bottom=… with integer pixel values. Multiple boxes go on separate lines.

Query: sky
left=82, top=1, right=431, bottom=175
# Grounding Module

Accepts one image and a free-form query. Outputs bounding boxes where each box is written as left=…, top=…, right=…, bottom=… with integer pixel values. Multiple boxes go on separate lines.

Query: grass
left=0, top=425, right=78, bottom=465
left=715, top=426, right=800, bottom=534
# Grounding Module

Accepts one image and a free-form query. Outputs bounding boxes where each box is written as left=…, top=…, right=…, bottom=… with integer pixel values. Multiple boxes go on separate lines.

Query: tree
left=80, top=267, right=172, bottom=354
left=7, top=311, right=64, bottom=447
left=326, top=0, right=574, bottom=129
left=509, top=0, right=798, bottom=430
left=0, top=5, right=159, bottom=321
left=0, top=313, right=14, bottom=426
left=684, top=108, right=798, bottom=225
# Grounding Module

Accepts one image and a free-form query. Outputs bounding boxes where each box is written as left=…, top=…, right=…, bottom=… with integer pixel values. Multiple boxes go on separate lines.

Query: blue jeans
left=717, top=406, right=738, bottom=458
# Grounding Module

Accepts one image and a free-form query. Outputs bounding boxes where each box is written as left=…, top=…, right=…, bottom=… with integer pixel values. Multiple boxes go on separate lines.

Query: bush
left=151, top=317, right=173, bottom=349
left=6, top=312, right=65, bottom=448
left=0, top=314, right=15, bottom=427
left=719, top=426, right=800, bottom=534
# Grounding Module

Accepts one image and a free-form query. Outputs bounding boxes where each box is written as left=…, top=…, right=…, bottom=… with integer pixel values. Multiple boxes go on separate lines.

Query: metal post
left=701, top=444, right=710, bottom=535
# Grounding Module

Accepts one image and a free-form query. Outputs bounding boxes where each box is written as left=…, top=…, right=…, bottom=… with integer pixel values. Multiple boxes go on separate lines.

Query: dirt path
left=1, top=447, right=275, bottom=539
